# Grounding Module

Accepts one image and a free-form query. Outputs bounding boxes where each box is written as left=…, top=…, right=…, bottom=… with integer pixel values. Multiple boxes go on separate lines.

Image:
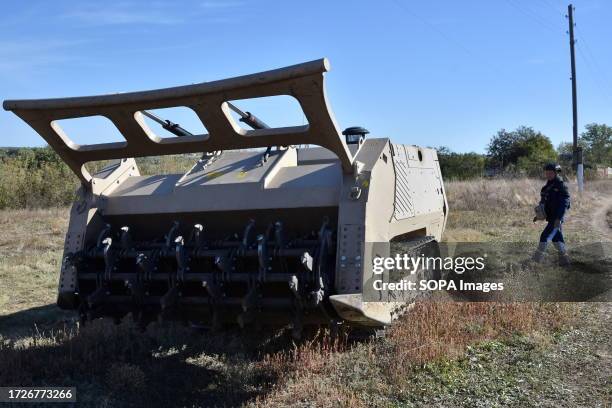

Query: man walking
left=533, top=163, right=571, bottom=265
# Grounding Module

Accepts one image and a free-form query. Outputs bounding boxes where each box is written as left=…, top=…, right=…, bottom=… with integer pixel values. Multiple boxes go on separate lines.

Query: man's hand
left=554, top=219, right=561, bottom=228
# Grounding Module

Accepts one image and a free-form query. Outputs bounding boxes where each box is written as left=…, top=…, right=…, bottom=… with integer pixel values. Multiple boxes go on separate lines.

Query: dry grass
left=249, top=302, right=573, bottom=407
left=445, top=178, right=610, bottom=212
left=0, top=301, right=580, bottom=407
left=384, top=303, right=564, bottom=365
left=0, top=178, right=609, bottom=406
left=446, top=178, right=541, bottom=211
left=444, top=178, right=611, bottom=242
left=0, top=208, right=68, bottom=320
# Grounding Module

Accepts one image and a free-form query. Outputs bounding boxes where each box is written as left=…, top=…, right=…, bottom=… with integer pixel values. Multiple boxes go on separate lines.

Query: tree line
left=0, top=123, right=610, bottom=208
left=437, top=123, right=611, bottom=180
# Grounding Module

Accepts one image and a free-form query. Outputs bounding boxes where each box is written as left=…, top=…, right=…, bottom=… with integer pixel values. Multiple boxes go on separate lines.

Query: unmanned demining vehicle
left=3, top=58, right=447, bottom=336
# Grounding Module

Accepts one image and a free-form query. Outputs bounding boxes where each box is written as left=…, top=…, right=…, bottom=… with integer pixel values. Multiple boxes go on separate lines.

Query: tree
left=515, top=131, right=557, bottom=166
left=487, top=129, right=520, bottom=167
left=436, top=146, right=486, bottom=180
left=581, top=123, right=612, bottom=166
left=487, top=126, right=556, bottom=173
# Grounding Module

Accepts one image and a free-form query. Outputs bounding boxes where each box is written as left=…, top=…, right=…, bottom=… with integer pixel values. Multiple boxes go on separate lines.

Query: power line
left=389, top=0, right=508, bottom=77
left=574, top=25, right=612, bottom=96
left=503, top=0, right=561, bottom=33
left=390, top=0, right=477, bottom=58
left=511, top=0, right=612, bottom=104
left=575, top=45, right=611, bottom=104
left=537, top=0, right=566, bottom=15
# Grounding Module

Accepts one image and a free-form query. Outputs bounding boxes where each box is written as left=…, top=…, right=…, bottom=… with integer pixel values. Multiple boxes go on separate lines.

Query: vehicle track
left=591, top=194, right=612, bottom=239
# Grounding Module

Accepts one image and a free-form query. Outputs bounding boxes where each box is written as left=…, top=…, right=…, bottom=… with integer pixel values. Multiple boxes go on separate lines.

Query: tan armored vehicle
left=3, top=58, right=447, bottom=335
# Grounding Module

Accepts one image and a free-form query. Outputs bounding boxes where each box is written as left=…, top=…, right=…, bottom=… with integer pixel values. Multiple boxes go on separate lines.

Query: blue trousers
left=539, top=221, right=564, bottom=243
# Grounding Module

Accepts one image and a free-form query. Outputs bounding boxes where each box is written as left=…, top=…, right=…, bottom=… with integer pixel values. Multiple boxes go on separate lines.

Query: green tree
left=487, top=129, right=520, bottom=167
left=581, top=123, right=612, bottom=166
left=437, top=146, right=486, bottom=180
left=487, top=126, right=556, bottom=173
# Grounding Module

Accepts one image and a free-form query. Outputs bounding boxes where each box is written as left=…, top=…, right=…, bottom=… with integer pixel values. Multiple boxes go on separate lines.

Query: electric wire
left=574, top=25, right=612, bottom=97
left=389, top=0, right=509, bottom=77
left=503, top=0, right=560, bottom=33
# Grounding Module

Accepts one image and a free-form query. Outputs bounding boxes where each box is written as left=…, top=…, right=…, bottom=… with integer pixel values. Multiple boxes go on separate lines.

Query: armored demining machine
left=3, top=58, right=447, bottom=336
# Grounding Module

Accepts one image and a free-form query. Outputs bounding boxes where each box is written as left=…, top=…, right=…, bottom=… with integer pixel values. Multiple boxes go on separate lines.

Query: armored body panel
left=3, top=58, right=447, bottom=332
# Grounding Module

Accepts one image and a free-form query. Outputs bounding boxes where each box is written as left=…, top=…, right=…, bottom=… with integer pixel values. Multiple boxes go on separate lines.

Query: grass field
left=0, top=179, right=610, bottom=407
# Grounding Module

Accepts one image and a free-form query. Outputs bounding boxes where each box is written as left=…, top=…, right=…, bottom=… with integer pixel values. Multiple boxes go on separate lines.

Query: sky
left=0, top=0, right=610, bottom=153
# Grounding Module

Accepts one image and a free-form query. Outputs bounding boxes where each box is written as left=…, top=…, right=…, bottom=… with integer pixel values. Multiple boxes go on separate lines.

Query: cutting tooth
left=96, top=224, right=112, bottom=248
left=274, top=221, right=284, bottom=250
left=136, top=253, right=147, bottom=270
left=289, top=275, right=304, bottom=339
left=289, top=275, right=299, bottom=295
left=301, top=252, right=313, bottom=272
left=174, top=236, right=185, bottom=267
left=214, top=255, right=229, bottom=273
left=240, top=219, right=256, bottom=253
left=164, top=221, right=180, bottom=248
left=120, top=226, right=133, bottom=250
left=175, top=236, right=187, bottom=281
left=257, top=234, right=268, bottom=282
left=191, top=224, right=203, bottom=246
left=202, top=280, right=221, bottom=298
left=102, top=237, right=114, bottom=282
left=136, top=252, right=154, bottom=281
left=309, top=288, right=325, bottom=307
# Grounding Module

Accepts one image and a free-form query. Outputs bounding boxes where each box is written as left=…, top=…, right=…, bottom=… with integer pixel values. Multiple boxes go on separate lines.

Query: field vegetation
left=0, top=175, right=610, bottom=406
left=1, top=121, right=610, bottom=207
left=0, top=124, right=610, bottom=406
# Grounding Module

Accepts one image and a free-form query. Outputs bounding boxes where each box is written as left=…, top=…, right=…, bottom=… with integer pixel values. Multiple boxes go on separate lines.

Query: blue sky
left=1, top=0, right=610, bottom=153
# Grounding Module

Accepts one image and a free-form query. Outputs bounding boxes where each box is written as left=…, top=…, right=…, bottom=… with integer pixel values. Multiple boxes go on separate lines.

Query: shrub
left=0, top=147, right=197, bottom=209
left=0, top=149, right=78, bottom=209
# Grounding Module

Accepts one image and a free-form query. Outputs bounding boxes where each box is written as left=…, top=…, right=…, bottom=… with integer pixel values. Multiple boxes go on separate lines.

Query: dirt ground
left=0, top=179, right=610, bottom=407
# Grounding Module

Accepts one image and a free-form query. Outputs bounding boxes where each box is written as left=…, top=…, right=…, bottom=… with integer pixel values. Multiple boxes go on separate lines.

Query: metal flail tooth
left=240, top=219, right=256, bottom=254
left=120, top=226, right=133, bottom=251
left=190, top=224, right=203, bottom=247
left=76, top=216, right=351, bottom=327
left=96, top=224, right=111, bottom=248
left=102, top=238, right=114, bottom=282
left=175, top=236, right=186, bottom=281
left=165, top=221, right=180, bottom=249
left=289, top=274, right=304, bottom=339
left=257, top=234, right=268, bottom=282
left=274, top=221, right=284, bottom=252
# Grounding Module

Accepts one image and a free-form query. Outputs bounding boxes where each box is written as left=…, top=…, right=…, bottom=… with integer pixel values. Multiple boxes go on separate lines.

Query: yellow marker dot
left=362, top=180, right=369, bottom=188
left=237, top=171, right=247, bottom=179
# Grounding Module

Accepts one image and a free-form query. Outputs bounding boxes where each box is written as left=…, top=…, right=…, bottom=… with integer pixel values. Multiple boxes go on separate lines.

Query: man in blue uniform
left=533, top=163, right=571, bottom=265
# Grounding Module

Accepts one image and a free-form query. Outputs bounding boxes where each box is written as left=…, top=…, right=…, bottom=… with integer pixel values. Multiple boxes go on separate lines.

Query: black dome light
left=342, top=126, right=369, bottom=145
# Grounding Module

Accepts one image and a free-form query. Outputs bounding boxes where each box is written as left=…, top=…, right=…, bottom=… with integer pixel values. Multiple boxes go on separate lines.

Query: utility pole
left=567, top=4, right=584, bottom=192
